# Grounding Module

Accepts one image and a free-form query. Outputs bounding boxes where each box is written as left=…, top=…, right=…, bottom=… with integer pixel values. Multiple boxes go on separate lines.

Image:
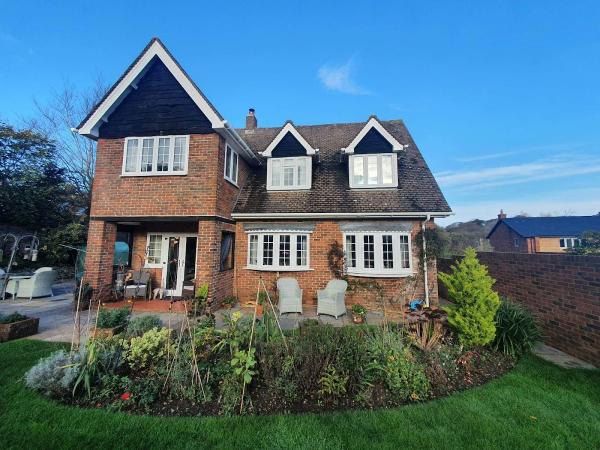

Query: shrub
left=122, top=328, right=171, bottom=373
left=351, top=304, right=367, bottom=317
left=126, top=315, right=162, bottom=337
left=318, top=364, right=348, bottom=400
left=24, top=349, right=82, bottom=398
left=384, top=351, right=429, bottom=401
left=97, top=307, right=130, bottom=329
left=439, top=248, right=500, bottom=346
left=222, top=296, right=237, bottom=308
left=0, top=312, right=29, bottom=324
left=492, top=298, right=541, bottom=357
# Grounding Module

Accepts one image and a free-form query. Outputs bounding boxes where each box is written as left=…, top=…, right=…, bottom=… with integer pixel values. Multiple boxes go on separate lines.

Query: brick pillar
left=84, top=220, right=116, bottom=295
left=196, top=220, right=219, bottom=304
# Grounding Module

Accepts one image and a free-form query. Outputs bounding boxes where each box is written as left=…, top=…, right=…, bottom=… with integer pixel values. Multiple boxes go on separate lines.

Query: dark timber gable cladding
left=270, top=131, right=310, bottom=157
left=99, top=56, right=213, bottom=139
left=354, top=128, right=393, bottom=154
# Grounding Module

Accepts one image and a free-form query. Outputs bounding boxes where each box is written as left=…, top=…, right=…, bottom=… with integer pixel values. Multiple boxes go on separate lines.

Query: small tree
left=568, top=231, right=600, bottom=255
left=439, top=248, right=500, bottom=346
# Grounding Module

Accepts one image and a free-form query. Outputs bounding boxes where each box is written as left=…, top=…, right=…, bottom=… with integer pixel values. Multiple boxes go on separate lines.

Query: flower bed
left=0, top=312, right=39, bottom=342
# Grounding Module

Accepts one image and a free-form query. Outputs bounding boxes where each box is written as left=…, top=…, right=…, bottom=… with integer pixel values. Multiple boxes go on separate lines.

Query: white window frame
left=559, top=237, right=580, bottom=249
left=145, top=234, right=163, bottom=268
left=343, top=231, right=412, bottom=277
left=349, top=153, right=398, bottom=189
left=122, top=135, right=189, bottom=176
left=267, top=156, right=312, bottom=190
left=246, top=232, right=311, bottom=271
left=224, top=144, right=239, bottom=185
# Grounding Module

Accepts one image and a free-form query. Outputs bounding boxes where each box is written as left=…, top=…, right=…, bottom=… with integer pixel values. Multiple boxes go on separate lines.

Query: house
left=486, top=210, right=600, bottom=253
left=76, top=38, right=452, bottom=312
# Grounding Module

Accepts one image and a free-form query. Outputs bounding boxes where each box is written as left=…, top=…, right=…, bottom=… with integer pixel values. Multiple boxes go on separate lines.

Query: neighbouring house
left=487, top=210, right=600, bottom=253
left=75, top=38, right=452, bottom=312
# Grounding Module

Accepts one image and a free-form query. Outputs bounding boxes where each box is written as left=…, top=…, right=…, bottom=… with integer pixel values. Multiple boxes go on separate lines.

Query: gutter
left=221, top=121, right=261, bottom=165
left=422, top=214, right=430, bottom=307
left=231, top=211, right=454, bottom=220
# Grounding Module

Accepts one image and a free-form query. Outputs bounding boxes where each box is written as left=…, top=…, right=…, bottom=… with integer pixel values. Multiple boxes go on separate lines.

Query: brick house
left=76, top=38, right=452, bottom=312
left=487, top=211, right=600, bottom=253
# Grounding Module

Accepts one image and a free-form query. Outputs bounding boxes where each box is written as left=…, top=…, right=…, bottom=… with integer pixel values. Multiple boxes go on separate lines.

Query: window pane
left=367, top=156, right=378, bottom=185
left=125, top=139, right=139, bottom=172
left=173, top=137, right=185, bottom=171
left=263, top=235, right=274, bottom=265
left=271, top=160, right=281, bottom=186
left=232, top=152, right=238, bottom=183
left=353, top=156, right=364, bottom=185
left=383, top=235, right=394, bottom=269
left=297, top=235, right=307, bottom=266
left=283, top=160, right=295, bottom=186
left=140, top=138, right=154, bottom=172
left=225, top=146, right=232, bottom=178
left=157, top=138, right=170, bottom=171
left=279, top=235, right=291, bottom=266
left=345, top=235, right=356, bottom=268
left=147, top=234, right=162, bottom=264
left=298, top=158, right=307, bottom=186
left=363, top=235, right=375, bottom=268
left=248, top=235, right=258, bottom=265
left=399, top=235, right=410, bottom=269
left=381, top=155, right=393, bottom=184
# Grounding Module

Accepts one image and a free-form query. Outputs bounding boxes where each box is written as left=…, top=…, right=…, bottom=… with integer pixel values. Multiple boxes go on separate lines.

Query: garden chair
left=124, top=270, right=151, bottom=299
left=317, top=279, right=348, bottom=319
left=7, top=267, right=57, bottom=300
left=277, top=277, right=303, bottom=314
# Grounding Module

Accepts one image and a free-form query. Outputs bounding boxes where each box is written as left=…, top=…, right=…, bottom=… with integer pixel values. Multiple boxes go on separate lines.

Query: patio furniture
left=317, top=279, right=348, bottom=319
left=6, top=267, right=57, bottom=300
left=124, top=270, right=151, bottom=299
left=277, top=277, right=303, bottom=315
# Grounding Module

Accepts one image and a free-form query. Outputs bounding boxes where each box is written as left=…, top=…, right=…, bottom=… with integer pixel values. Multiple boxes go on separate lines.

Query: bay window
left=123, top=135, right=188, bottom=176
left=247, top=233, right=310, bottom=270
left=267, top=157, right=312, bottom=190
left=343, top=232, right=412, bottom=276
left=349, top=153, right=398, bottom=188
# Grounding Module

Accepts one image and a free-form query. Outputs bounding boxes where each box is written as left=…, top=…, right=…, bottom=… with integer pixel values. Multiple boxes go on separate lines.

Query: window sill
left=244, top=266, right=313, bottom=272
left=346, top=270, right=413, bottom=278
left=121, top=172, right=188, bottom=177
left=347, top=185, right=398, bottom=190
left=224, top=177, right=238, bottom=188
left=266, top=186, right=312, bottom=191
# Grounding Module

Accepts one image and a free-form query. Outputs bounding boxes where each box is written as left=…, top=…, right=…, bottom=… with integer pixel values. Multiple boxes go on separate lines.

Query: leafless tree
left=26, top=76, right=108, bottom=219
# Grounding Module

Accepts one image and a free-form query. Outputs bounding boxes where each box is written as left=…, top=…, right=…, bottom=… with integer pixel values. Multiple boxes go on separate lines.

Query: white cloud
left=436, top=153, right=600, bottom=192
left=317, top=59, right=370, bottom=95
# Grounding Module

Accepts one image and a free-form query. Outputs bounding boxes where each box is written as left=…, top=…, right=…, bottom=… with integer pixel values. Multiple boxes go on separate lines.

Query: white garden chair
left=277, top=278, right=303, bottom=315
left=317, top=279, right=348, bottom=319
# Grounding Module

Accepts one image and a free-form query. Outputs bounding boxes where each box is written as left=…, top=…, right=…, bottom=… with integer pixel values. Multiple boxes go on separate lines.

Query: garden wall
left=438, top=252, right=600, bottom=367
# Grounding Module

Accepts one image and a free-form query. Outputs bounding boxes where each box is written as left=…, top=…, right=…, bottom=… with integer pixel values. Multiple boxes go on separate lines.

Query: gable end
left=354, top=128, right=393, bottom=154
left=270, top=131, right=310, bottom=157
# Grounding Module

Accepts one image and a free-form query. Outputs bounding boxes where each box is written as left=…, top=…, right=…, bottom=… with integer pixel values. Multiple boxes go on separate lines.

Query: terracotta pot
left=0, top=317, right=39, bottom=342
left=352, top=313, right=365, bottom=324
left=92, top=324, right=125, bottom=339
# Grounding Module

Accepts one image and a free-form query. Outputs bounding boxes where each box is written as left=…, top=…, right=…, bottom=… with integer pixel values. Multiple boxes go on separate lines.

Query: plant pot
left=352, top=313, right=365, bottom=324
left=92, top=324, right=125, bottom=339
left=222, top=303, right=233, bottom=310
left=0, top=317, right=39, bottom=342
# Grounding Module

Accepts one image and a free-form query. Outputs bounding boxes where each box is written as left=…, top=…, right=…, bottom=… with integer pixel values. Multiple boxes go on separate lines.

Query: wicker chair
left=277, top=278, right=303, bottom=315
left=124, top=270, right=151, bottom=299
left=317, top=279, right=348, bottom=319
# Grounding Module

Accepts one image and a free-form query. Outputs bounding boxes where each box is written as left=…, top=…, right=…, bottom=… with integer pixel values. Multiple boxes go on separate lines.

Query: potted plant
left=222, top=295, right=237, bottom=310
left=351, top=304, right=367, bottom=324
left=0, top=312, right=39, bottom=342
left=190, top=283, right=209, bottom=317
left=92, top=306, right=130, bottom=338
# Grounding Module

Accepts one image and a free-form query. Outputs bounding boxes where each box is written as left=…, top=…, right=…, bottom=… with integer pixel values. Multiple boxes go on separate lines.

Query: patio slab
left=532, top=342, right=597, bottom=370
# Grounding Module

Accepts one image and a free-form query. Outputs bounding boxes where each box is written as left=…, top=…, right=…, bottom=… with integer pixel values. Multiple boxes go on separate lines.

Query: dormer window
left=267, top=157, right=312, bottom=190
left=349, top=154, right=398, bottom=188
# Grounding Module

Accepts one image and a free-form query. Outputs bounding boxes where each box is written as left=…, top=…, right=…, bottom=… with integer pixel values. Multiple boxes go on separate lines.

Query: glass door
left=161, top=235, right=197, bottom=297
left=163, top=236, right=181, bottom=297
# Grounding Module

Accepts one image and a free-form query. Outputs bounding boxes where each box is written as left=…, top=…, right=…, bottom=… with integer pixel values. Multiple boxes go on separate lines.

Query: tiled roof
left=232, top=120, right=451, bottom=215
left=487, top=216, right=600, bottom=238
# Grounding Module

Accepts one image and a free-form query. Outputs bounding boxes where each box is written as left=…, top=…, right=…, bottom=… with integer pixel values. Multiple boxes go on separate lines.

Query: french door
left=161, top=234, right=197, bottom=297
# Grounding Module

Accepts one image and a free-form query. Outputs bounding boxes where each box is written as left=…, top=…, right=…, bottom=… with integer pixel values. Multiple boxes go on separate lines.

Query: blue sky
left=2, top=1, right=600, bottom=225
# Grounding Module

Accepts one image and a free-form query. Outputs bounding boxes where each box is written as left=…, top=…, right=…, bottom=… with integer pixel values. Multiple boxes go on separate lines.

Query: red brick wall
left=488, top=222, right=532, bottom=253
left=233, top=220, right=438, bottom=315
left=441, top=252, right=600, bottom=366
left=91, top=133, right=250, bottom=219
left=83, top=220, right=117, bottom=294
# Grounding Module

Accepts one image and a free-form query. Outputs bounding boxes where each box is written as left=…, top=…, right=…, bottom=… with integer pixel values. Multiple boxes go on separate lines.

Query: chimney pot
left=498, top=209, right=507, bottom=220
left=246, top=108, right=257, bottom=129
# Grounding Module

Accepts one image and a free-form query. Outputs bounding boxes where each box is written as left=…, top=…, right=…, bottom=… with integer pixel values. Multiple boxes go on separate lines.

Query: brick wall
left=439, top=252, right=600, bottom=366
left=234, top=220, right=438, bottom=315
left=83, top=220, right=117, bottom=294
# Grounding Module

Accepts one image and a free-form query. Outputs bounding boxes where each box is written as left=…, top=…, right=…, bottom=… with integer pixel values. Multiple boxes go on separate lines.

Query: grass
left=1, top=340, right=599, bottom=450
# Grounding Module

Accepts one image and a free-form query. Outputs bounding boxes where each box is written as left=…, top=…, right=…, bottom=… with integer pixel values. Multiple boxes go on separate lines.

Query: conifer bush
left=439, top=248, right=500, bottom=346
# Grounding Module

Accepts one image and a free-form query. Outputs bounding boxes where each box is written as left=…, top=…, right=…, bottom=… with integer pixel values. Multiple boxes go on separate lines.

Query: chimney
left=246, top=108, right=257, bottom=130
left=498, top=209, right=507, bottom=220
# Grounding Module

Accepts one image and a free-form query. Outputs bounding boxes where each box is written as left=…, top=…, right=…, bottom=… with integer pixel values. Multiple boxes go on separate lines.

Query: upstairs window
left=343, top=232, right=411, bottom=276
left=349, top=154, right=398, bottom=188
left=267, top=157, right=311, bottom=190
left=123, top=136, right=188, bottom=176
left=224, top=145, right=239, bottom=184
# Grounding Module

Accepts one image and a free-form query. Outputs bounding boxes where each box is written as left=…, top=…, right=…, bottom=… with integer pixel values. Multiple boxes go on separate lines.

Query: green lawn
left=1, top=340, right=598, bottom=450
